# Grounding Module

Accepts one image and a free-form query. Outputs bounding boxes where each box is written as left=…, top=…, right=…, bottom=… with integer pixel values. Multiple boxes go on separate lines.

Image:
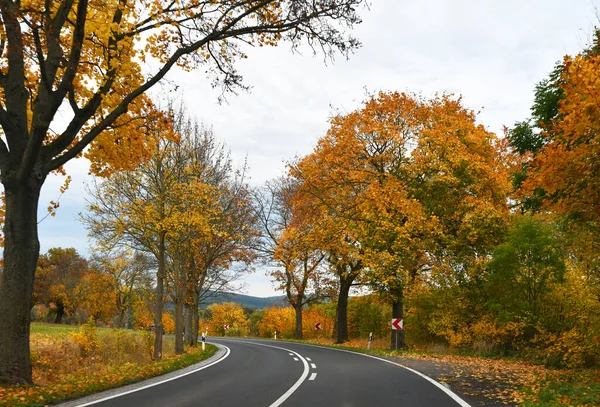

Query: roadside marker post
left=315, top=322, right=321, bottom=343
left=368, top=332, right=373, bottom=350
left=391, top=318, right=403, bottom=350
left=201, top=331, right=206, bottom=351
left=274, top=330, right=277, bottom=340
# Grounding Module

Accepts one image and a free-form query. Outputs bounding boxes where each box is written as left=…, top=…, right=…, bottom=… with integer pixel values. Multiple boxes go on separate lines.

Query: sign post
left=315, top=322, right=322, bottom=343
left=391, top=318, right=403, bottom=350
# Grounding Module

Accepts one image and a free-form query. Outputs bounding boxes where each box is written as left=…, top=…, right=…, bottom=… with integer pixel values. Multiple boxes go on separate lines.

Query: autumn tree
left=292, top=91, right=510, bottom=347
left=521, top=34, right=600, bottom=238
left=83, top=127, right=215, bottom=359
left=0, top=0, right=366, bottom=384
left=173, top=122, right=258, bottom=347
left=253, top=177, right=327, bottom=339
left=90, top=250, right=154, bottom=328
left=34, top=248, right=89, bottom=324
left=75, top=268, right=118, bottom=323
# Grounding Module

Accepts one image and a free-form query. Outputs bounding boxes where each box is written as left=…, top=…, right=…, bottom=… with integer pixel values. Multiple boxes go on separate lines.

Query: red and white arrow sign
left=391, top=318, right=403, bottom=331
left=223, top=324, right=229, bottom=330
left=315, top=322, right=322, bottom=330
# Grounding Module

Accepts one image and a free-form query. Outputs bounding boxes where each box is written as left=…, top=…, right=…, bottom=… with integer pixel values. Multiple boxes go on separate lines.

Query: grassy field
left=0, top=322, right=217, bottom=407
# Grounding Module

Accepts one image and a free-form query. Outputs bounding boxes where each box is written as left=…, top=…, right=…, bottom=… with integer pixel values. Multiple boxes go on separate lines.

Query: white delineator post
left=368, top=332, right=373, bottom=350
left=201, top=331, right=206, bottom=350
left=274, top=330, right=277, bottom=340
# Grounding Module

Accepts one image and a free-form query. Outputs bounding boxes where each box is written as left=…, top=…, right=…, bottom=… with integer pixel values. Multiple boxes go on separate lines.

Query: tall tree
left=83, top=131, right=201, bottom=360
left=0, top=0, right=366, bottom=384
left=292, top=91, right=510, bottom=347
left=522, top=42, right=600, bottom=234
left=254, top=178, right=326, bottom=340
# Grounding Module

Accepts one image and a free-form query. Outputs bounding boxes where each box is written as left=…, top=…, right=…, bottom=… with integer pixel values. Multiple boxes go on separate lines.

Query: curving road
left=58, top=338, right=470, bottom=407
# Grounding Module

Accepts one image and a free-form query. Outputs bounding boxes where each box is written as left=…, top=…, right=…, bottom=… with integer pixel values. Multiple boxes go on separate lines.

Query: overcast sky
left=39, top=0, right=600, bottom=297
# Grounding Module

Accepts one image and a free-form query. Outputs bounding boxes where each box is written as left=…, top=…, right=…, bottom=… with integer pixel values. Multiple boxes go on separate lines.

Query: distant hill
left=199, top=291, right=287, bottom=310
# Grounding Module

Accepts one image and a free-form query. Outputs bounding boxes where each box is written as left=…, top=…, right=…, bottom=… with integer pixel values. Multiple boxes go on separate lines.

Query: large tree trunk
left=153, top=232, right=166, bottom=360
left=390, top=299, right=405, bottom=350
left=193, top=293, right=200, bottom=345
left=117, top=309, right=125, bottom=329
left=174, top=262, right=187, bottom=354
left=0, top=180, right=43, bottom=384
left=126, top=297, right=134, bottom=329
left=54, top=301, right=65, bottom=324
left=174, top=298, right=184, bottom=354
left=294, top=303, right=303, bottom=340
left=335, top=275, right=353, bottom=344
left=116, top=295, right=125, bottom=328
left=184, top=305, right=193, bottom=345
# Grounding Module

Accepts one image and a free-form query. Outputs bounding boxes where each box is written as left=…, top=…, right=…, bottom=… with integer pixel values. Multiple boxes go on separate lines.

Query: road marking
left=294, top=357, right=299, bottom=361
left=71, top=345, right=231, bottom=407
left=227, top=340, right=310, bottom=407
left=309, top=373, right=317, bottom=381
left=311, top=363, right=316, bottom=369
left=274, top=341, right=472, bottom=407
left=306, top=357, right=311, bottom=361
left=289, top=353, right=294, bottom=355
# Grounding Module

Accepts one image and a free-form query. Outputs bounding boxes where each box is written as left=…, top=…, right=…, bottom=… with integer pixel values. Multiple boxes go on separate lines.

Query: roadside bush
left=70, top=317, right=101, bottom=357
left=531, top=328, right=600, bottom=368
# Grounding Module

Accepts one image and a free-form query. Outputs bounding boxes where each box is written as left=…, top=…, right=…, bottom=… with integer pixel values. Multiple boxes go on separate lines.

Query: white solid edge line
left=229, top=340, right=310, bottom=407
left=274, top=341, right=471, bottom=407
left=73, top=345, right=231, bottom=407
left=309, top=372, right=317, bottom=381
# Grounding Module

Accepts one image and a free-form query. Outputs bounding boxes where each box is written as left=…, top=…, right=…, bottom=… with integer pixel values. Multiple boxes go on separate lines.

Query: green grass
left=30, top=322, right=80, bottom=337
left=524, top=370, right=600, bottom=406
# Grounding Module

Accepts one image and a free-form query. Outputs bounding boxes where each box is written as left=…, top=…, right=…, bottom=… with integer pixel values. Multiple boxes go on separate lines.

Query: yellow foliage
left=69, top=318, right=101, bottom=357
left=162, top=312, right=175, bottom=335
left=533, top=328, right=600, bottom=368
left=258, top=307, right=296, bottom=338
left=206, top=302, right=250, bottom=336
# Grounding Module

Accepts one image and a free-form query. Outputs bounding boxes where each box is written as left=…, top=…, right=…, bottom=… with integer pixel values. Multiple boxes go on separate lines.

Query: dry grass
left=0, top=322, right=214, bottom=407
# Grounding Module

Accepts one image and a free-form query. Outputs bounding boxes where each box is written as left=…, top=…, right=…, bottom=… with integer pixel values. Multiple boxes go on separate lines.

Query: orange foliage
left=523, top=53, right=600, bottom=224
left=76, top=270, right=118, bottom=324
left=291, top=91, right=510, bottom=295
left=162, top=313, right=175, bottom=335
left=258, top=307, right=296, bottom=338
left=258, top=305, right=335, bottom=340
left=302, top=305, right=335, bottom=339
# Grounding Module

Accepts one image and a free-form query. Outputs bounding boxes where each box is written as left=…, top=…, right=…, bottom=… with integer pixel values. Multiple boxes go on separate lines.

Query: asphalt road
left=60, top=338, right=470, bottom=407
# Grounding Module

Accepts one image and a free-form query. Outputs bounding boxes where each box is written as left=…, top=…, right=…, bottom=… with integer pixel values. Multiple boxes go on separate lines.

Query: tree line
left=0, top=0, right=599, bottom=386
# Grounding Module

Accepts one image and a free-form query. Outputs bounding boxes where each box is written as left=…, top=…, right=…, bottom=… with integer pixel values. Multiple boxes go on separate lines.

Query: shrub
left=70, top=317, right=101, bottom=357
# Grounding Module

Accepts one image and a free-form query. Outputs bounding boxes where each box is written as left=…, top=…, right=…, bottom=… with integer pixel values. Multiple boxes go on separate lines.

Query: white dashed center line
left=306, top=357, right=311, bottom=361
left=310, top=363, right=317, bottom=369
left=309, top=373, right=317, bottom=381
left=294, top=357, right=299, bottom=361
